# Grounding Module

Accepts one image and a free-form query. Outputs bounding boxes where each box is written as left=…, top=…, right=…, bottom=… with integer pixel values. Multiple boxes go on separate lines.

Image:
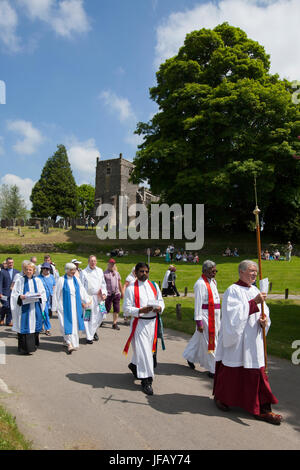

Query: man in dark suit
left=0, top=257, right=19, bottom=326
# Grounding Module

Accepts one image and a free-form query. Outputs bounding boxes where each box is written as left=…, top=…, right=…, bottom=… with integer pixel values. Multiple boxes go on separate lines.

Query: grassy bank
left=1, top=252, right=299, bottom=295
left=0, top=405, right=32, bottom=450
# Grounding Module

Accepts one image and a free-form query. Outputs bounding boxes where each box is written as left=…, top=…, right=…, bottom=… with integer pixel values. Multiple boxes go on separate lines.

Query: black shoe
left=141, top=379, right=153, bottom=396
left=207, top=372, right=215, bottom=379
left=112, top=323, right=120, bottom=330
left=187, top=361, right=195, bottom=370
left=86, top=339, right=93, bottom=344
left=128, top=363, right=138, bottom=379
left=93, top=333, right=99, bottom=341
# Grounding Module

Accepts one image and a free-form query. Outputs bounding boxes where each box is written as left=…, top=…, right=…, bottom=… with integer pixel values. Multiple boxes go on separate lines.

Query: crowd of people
left=152, top=246, right=200, bottom=264
left=262, top=242, right=293, bottom=261
left=0, top=254, right=282, bottom=425
left=222, top=247, right=239, bottom=257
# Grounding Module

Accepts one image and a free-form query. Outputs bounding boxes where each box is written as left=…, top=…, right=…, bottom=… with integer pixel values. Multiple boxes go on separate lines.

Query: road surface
left=0, top=314, right=299, bottom=450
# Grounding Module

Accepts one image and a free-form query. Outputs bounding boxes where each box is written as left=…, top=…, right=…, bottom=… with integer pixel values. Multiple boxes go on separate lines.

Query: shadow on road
left=66, top=371, right=250, bottom=426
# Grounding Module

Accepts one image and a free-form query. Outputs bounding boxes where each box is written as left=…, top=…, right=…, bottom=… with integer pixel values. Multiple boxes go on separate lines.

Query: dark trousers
left=0, top=306, right=12, bottom=325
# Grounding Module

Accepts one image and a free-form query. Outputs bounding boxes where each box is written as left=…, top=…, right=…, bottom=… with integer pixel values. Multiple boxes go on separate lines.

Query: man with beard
left=123, top=263, right=165, bottom=396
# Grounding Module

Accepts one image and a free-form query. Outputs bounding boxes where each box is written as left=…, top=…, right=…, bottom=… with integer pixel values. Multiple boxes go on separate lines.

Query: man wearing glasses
left=123, top=263, right=165, bottom=396
left=183, top=260, right=221, bottom=378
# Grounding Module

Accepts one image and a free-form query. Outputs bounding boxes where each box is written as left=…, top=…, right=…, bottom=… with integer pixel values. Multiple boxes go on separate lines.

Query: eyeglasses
left=138, top=270, right=149, bottom=273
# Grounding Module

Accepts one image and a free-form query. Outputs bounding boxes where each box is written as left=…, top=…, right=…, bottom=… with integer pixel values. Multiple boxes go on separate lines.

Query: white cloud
left=0, top=0, right=20, bottom=52
left=7, top=120, right=44, bottom=155
left=125, top=131, right=144, bottom=149
left=1, top=173, right=35, bottom=208
left=99, top=90, right=137, bottom=123
left=18, top=0, right=91, bottom=38
left=154, top=0, right=300, bottom=80
left=66, top=137, right=100, bottom=178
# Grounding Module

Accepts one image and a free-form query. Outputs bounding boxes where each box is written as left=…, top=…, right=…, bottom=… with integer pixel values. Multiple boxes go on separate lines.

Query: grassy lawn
left=0, top=405, right=32, bottom=450
left=1, top=252, right=299, bottom=295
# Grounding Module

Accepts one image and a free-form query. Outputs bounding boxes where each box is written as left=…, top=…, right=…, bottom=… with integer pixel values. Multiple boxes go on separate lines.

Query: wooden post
left=176, top=304, right=182, bottom=321
left=285, top=288, right=289, bottom=299
left=184, top=287, right=188, bottom=297
left=269, top=282, right=272, bottom=292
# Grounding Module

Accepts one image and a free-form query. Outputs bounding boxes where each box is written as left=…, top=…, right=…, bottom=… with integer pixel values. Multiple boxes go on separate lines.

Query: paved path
left=0, top=315, right=299, bottom=450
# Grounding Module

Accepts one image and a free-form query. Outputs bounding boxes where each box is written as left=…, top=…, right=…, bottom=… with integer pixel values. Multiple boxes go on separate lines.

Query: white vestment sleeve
left=123, top=286, right=139, bottom=318
left=221, top=287, right=250, bottom=348
left=100, top=273, right=107, bottom=297
left=194, top=281, right=204, bottom=321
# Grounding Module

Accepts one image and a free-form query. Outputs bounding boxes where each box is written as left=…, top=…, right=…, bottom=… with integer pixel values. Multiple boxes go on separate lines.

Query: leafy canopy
left=132, top=23, right=300, bottom=238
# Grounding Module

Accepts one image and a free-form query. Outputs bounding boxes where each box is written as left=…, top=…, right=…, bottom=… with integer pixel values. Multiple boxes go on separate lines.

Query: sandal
left=45, top=331, right=51, bottom=336
left=214, top=397, right=230, bottom=412
left=255, top=412, right=282, bottom=425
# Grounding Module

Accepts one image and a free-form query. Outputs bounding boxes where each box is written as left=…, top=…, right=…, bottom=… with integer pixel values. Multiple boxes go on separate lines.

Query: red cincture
left=202, top=275, right=216, bottom=353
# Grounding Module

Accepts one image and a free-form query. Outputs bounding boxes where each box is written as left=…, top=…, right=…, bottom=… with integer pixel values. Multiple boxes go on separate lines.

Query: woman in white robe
left=56, top=263, right=91, bottom=354
left=11, top=263, right=47, bottom=355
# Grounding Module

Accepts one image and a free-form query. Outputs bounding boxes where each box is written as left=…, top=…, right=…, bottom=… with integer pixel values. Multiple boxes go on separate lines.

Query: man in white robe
left=213, top=260, right=282, bottom=425
left=56, top=263, right=91, bottom=354
left=82, top=255, right=107, bottom=344
left=123, top=262, right=165, bottom=396
left=183, top=260, right=220, bottom=377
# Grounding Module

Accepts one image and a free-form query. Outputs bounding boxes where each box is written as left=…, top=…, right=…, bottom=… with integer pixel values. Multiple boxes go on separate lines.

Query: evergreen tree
left=0, top=184, right=28, bottom=223
left=30, top=144, right=78, bottom=221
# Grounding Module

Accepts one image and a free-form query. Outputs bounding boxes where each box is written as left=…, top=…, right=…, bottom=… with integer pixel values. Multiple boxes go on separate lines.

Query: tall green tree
left=132, top=23, right=300, bottom=238
left=30, top=144, right=78, bottom=221
left=0, top=184, right=28, bottom=223
left=77, top=184, right=95, bottom=218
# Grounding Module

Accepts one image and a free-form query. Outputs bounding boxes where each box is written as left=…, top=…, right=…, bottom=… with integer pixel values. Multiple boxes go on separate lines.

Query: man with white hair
left=183, top=260, right=220, bottom=378
left=56, top=263, right=91, bottom=354
left=213, top=260, right=282, bottom=425
left=82, top=255, right=107, bottom=344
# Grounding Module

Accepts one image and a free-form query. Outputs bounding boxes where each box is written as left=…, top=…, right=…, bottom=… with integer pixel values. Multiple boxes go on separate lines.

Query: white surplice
left=183, top=276, right=221, bottom=374
left=215, top=283, right=270, bottom=369
left=56, top=276, right=90, bottom=348
left=82, top=266, right=108, bottom=341
left=11, top=276, right=47, bottom=334
left=123, top=280, right=165, bottom=379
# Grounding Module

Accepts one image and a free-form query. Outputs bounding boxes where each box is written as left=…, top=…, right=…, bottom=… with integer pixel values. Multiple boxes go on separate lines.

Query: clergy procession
left=0, top=254, right=282, bottom=427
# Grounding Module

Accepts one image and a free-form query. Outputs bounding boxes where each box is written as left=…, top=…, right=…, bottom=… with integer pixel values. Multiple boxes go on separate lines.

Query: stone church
left=94, top=153, right=159, bottom=216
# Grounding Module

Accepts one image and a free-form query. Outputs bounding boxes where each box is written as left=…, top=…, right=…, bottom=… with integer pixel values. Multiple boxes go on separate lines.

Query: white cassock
left=82, top=266, right=108, bottom=341
left=183, top=276, right=221, bottom=374
left=11, top=276, right=47, bottom=334
left=215, top=283, right=270, bottom=368
left=123, top=280, right=165, bottom=379
left=56, top=276, right=90, bottom=348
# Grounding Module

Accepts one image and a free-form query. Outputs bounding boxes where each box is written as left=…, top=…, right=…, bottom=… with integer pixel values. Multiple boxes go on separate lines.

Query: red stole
left=123, top=280, right=158, bottom=356
left=202, top=274, right=216, bottom=353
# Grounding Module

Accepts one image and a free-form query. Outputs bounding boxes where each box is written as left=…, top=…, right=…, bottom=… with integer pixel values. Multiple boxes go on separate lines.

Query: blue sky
left=0, top=0, right=300, bottom=207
